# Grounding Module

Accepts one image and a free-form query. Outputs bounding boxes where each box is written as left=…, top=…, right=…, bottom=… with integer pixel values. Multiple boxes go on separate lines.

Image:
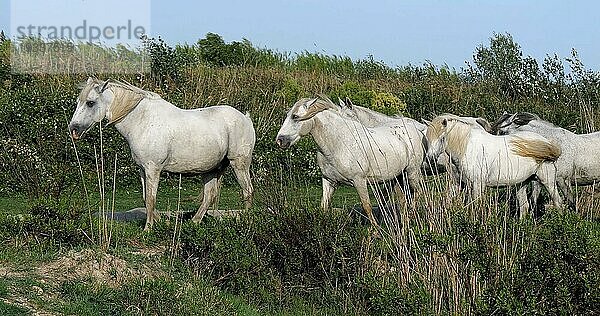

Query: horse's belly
left=163, top=153, right=226, bottom=174
left=484, top=164, right=536, bottom=187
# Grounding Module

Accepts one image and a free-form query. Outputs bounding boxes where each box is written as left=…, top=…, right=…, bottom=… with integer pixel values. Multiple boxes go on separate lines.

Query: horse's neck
left=112, top=99, right=153, bottom=140
left=527, top=121, right=573, bottom=139
left=444, top=122, right=471, bottom=160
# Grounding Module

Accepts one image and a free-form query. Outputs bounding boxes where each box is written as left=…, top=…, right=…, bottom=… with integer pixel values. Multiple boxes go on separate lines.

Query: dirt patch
left=36, top=248, right=166, bottom=287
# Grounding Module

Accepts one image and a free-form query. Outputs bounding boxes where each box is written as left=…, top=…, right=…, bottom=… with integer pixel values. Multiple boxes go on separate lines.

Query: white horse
left=69, top=78, right=255, bottom=230
left=493, top=112, right=600, bottom=209
left=275, top=96, right=423, bottom=226
left=335, top=99, right=440, bottom=177
left=425, top=114, right=563, bottom=212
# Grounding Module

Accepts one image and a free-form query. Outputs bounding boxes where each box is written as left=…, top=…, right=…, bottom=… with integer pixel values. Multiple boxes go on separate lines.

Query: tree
left=466, top=33, right=542, bottom=101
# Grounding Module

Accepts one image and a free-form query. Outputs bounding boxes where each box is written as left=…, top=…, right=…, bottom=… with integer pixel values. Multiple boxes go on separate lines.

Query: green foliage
left=0, top=302, right=29, bottom=316
left=329, top=81, right=376, bottom=106
left=179, top=206, right=376, bottom=312
left=276, top=78, right=304, bottom=103
left=0, top=198, right=85, bottom=245
left=358, top=274, right=431, bottom=315
left=477, top=212, right=600, bottom=315
left=372, top=92, right=407, bottom=116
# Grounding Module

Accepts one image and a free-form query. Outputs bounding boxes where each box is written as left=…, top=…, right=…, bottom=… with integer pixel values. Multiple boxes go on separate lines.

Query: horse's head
left=424, top=116, right=450, bottom=162
left=425, top=114, right=472, bottom=161
left=492, top=112, right=539, bottom=135
left=275, top=97, right=336, bottom=148
left=68, top=78, right=112, bottom=140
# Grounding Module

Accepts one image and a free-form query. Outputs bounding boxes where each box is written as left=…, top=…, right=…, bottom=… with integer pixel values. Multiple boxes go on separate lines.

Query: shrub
left=371, top=92, right=407, bottom=116
left=329, top=81, right=376, bottom=106
left=179, top=206, right=372, bottom=311
left=477, top=212, right=600, bottom=315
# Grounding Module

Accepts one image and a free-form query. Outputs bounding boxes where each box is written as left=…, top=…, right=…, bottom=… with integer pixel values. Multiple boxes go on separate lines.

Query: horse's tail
left=509, top=137, right=561, bottom=162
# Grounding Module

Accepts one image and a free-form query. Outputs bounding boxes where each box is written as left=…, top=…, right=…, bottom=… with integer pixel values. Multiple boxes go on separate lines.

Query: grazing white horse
left=425, top=114, right=563, bottom=212
left=69, top=78, right=255, bottom=230
left=275, top=96, right=423, bottom=226
left=493, top=112, right=600, bottom=208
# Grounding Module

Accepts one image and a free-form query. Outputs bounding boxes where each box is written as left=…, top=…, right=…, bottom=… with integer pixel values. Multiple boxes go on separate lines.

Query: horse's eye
left=86, top=100, right=95, bottom=107
left=291, top=114, right=300, bottom=120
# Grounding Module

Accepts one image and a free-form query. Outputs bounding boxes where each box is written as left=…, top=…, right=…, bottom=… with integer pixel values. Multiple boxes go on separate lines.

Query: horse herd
left=68, top=78, right=600, bottom=231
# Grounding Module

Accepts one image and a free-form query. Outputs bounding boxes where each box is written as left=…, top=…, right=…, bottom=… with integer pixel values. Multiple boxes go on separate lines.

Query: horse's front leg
left=516, top=185, right=530, bottom=219
left=321, top=177, right=337, bottom=211
left=354, top=178, right=378, bottom=227
left=143, top=167, right=161, bottom=231
left=139, top=168, right=146, bottom=202
left=470, top=179, right=484, bottom=203
left=557, top=177, right=575, bottom=210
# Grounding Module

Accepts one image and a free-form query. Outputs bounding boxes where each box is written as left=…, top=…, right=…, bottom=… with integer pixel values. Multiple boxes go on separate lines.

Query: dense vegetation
left=0, top=32, right=599, bottom=315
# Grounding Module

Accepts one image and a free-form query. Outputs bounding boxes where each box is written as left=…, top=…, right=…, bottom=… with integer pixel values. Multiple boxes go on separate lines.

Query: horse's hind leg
left=516, top=185, right=530, bottom=219
left=231, top=158, right=253, bottom=210
left=557, top=178, right=575, bottom=209
left=192, top=169, right=226, bottom=223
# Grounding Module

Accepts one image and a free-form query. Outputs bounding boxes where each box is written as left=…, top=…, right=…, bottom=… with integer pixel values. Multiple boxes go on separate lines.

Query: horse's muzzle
left=275, top=135, right=291, bottom=149
left=69, top=123, right=82, bottom=140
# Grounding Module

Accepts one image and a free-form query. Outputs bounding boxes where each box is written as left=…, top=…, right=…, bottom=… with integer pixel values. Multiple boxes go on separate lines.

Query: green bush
left=371, top=92, right=407, bottom=116
left=329, top=81, right=376, bottom=106
left=477, top=212, right=600, bottom=315
left=179, top=206, right=374, bottom=311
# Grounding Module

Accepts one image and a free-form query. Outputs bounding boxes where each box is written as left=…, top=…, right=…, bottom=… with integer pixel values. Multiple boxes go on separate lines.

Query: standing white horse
left=493, top=112, right=600, bottom=208
left=69, top=78, right=255, bottom=230
left=425, top=114, right=563, bottom=212
left=275, top=96, right=423, bottom=226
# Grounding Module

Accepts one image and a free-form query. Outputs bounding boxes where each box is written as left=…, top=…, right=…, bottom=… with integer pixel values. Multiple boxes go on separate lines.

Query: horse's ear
left=513, top=112, right=537, bottom=126
left=99, top=80, right=111, bottom=93
left=476, top=117, right=493, bottom=133
left=338, top=97, right=346, bottom=107
left=442, top=118, right=448, bottom=127
left=304, top=98, right=318, bottom=108
left=345, top=97, right=354, bottom=108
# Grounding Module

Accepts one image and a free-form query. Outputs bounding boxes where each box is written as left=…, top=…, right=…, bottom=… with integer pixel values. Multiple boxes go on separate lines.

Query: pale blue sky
left=2, top=0, right=600, bottom=69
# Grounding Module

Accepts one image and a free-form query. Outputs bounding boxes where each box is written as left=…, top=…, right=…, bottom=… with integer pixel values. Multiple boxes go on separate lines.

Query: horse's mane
left=428, top=114, right=473, bottom=158
left=80, top=78, right=161, bottom=124
left=294, top=95, right=342, bottom=121
left=107, top=80, right=163, bottom=124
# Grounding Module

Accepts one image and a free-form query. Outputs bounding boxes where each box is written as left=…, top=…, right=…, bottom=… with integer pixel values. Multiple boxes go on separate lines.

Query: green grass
left=0, top=183, right=361, bottom=215
left=0, top=302, right=29, bottom=316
